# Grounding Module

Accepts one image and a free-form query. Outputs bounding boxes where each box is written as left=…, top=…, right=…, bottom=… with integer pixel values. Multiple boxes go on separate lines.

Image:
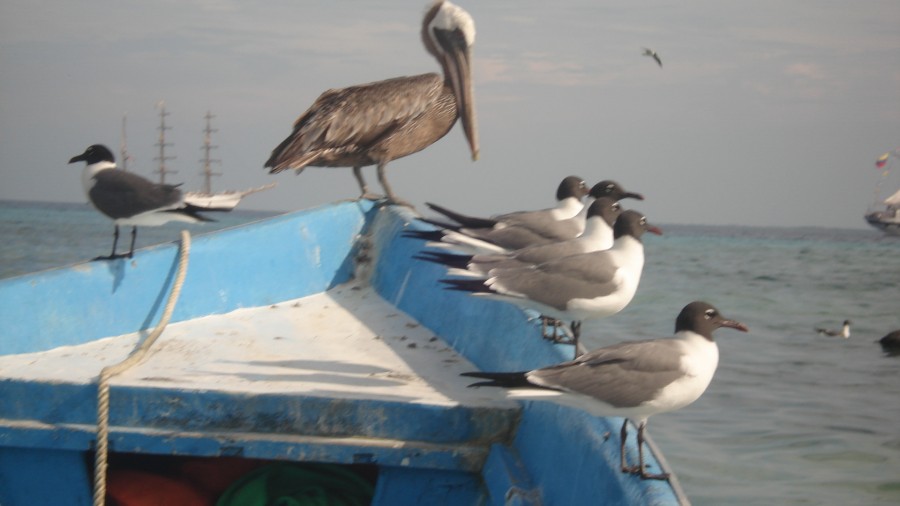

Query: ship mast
left=199, top=111, right=221, bottom=194
left=120, top=113, right=131, bottom=172
left=154, top=101, right=176, bottom=184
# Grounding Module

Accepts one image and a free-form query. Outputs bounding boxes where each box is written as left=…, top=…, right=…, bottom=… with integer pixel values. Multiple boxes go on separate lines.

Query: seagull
left=417, top=197, right=622, bottom=277
left=816, top=320, right=851, bottom=338
left=442, top=210, right=661, bottom=352
left=68, top=144, right=223, bottom=260
left=265, top=1, right=478, bottom=206
left=427, top=178, right=643, bottom=234
left=587, top=179, right=645, bottom=204
left=878, top=330, right=900, bottom=355
left=426, top=176, right=590, bottom=231
left=642, top=47, right=662, bottom=67
left=406, top=176, right=588, bottom=254
left=462, top=301, right=748, bottom=480
left=420, top=198, right=622, bottom=344
left=415, top=179, right=643, bottom=253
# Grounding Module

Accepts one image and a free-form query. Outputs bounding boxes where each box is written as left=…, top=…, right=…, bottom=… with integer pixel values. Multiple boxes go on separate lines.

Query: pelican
left=642, top=47, right=662, bottom=67
left=266, top=1, right=479, bottom=206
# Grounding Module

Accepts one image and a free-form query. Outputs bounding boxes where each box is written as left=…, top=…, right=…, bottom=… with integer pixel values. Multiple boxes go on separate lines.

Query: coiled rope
left=92, top=231, right=191, bottom=506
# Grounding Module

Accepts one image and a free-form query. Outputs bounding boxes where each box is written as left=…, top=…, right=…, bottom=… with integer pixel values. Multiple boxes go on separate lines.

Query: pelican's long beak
left=444, top=45, right=479, bottom=161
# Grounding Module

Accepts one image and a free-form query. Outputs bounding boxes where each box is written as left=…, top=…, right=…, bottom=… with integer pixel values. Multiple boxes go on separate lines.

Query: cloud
left=784, top=62, right=825, bottom=81
left=475, top=51, right=620, bottom=89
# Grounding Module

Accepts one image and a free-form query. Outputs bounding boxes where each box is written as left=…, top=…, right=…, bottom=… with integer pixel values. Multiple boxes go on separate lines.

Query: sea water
left=2, top=200, right=898, bottom=505
left=0, top=200, right=281, bottom=278
left=580, top=224, right=900, bottom=505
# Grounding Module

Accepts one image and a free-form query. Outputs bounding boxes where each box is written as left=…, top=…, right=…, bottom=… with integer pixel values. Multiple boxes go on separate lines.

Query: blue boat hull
left=0, top=201, right=684, bottom=505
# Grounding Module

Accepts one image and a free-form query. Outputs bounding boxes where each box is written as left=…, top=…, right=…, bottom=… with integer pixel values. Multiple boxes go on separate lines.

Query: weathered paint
left=0, top=282, right=522, bottom=461
left=0, top=201, right=685, bottom=505
left=480, top=444, right=540, bottom=506
left=0, top=447, right=92, bottom=506
left=369, top=205, right=682, bottom=505
left=0, top=201, right=374, bottom=355
left=373, top=467, right=485, bottom=505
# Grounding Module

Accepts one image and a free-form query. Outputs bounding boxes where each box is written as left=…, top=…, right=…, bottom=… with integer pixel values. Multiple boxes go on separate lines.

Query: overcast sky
left=1, top=0, right=898, bottom=228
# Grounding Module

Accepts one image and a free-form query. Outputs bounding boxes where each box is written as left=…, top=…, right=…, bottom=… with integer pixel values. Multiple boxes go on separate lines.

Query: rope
left=92, top=230, right=191, bottom=506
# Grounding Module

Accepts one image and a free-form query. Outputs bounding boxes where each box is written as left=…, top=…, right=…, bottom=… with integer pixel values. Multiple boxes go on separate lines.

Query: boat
left=864, top=188, right=900, bottom=236
left=183, top=183, right=277, bottom=211
left=865, top=148, right=900, bottom=236
left=0, top=201, right=688, bottom=505
left=181, top=111, right=277, bottom=212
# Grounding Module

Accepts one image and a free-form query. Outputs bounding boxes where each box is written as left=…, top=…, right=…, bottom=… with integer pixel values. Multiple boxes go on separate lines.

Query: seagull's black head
left=557, top=176, right=589, bottom=201
left=675, top=301, right=749, bottom=341
left=69, top=144, right=115, bottom=165
left=590, top=180, right=644, bottom=201
left=613, top=209, right=662, bottom=240
left=585, top=197, right=621, bottom=226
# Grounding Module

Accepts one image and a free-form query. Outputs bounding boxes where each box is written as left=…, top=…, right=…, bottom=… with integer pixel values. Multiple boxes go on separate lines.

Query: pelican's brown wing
left=265, top=73, right=444, bottom=172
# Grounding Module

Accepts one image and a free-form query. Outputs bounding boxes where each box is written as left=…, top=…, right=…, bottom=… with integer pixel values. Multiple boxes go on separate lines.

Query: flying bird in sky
left=642, top=47, right=662, bottom=67
left=265, top=1, right=479, bottom=206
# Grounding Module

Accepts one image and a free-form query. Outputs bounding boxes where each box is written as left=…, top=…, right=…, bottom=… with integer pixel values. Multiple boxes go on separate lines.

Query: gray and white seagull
left=462, top=301, right=749, bottom=480
left=417, top=178, right=642, bottom=254
left=418, top=197, right=623, bottom=277
left=815, top=320, right=851, bottom=338
left=421, top=175, right=591, bottom=252
left=442, top=209, right=661, bottom=352
left=69, top=144, right=226, bottom=260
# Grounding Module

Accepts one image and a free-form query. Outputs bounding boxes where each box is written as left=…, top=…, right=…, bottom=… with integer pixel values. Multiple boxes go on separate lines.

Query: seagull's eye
left=705, top=309, right=716, bottom=319
left=612, top=202, right=620, bottom=211
left=605, top=184, right=615, bottom=192
left=640, top=217, right=647, bottom=226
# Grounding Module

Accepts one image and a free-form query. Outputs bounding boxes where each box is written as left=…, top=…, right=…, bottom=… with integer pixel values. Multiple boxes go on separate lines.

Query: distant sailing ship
left=182, top=109, right=274, bottom=211
left=864, top=148, right=900, bottom=236
left=122, top=103, right=274, bottom=212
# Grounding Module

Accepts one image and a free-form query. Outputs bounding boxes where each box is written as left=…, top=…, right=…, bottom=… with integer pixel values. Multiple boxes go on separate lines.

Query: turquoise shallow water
left=2, top=200, right=899, bottom=505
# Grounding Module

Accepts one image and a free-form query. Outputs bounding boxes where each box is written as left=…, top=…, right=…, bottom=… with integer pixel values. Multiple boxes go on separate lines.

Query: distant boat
left=865, top=149, right=900, bottom=236
left=183, top=183, right=277, bottom=211
left=121, top=107, right=275, bottom=212
left=864, top=188, right=900, bottom=236
left=182, top=110, right=276, bottom=211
